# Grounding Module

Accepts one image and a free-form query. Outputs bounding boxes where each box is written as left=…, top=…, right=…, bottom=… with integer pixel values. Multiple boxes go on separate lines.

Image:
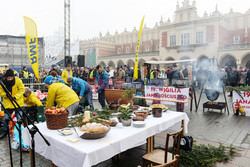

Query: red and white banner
left=145, top=86, right=189, bottom=106
left=90, top=85, right=98, bottom=100
left=233, top=91, right=250, bottom=111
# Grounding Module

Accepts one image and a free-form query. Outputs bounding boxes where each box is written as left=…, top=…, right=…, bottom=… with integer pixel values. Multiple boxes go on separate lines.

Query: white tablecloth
left=23, top=111, right=189, bottom=167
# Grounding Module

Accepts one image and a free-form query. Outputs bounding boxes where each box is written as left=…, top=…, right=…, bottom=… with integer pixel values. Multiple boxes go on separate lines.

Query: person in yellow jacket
left=61, top=64, right=73, bottom=84
left=23, top=88, right=43, bottom=123
left=23, top=88, right=43, bottom=107
left=44, top=76, right=79, bottom=116
left=0, top=69, right=25, bottom=132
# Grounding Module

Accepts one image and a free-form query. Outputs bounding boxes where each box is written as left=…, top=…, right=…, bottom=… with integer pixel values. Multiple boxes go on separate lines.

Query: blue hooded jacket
left=96, top=69, right=109, bottom=91
left=71, top=77, right=90, bottom=96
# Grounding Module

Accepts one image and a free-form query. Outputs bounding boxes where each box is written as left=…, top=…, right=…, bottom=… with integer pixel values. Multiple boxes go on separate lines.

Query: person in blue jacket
left=95, top=65, right=109, bottom=107
left=67, top=77, right=94, bottom=110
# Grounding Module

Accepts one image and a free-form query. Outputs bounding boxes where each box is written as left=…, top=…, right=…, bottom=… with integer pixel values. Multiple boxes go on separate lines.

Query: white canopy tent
left=144, top=59, right=197, bottom=65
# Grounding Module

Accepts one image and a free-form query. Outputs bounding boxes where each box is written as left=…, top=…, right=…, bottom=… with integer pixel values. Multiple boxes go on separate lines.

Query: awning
left=144, top=58, right=197, bottom=65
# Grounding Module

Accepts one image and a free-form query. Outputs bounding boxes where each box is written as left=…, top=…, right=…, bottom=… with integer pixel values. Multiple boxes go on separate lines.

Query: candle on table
left=84, top=111, right=90, bottom=120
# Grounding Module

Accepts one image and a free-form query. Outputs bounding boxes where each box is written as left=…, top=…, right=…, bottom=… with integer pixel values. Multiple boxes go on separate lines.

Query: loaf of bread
left=132, top=116, right=145, bottom=122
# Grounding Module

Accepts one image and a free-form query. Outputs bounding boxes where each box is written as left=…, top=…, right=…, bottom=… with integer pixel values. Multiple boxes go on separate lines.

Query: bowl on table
left=74, top=126, right=111, bottom=140
left=132, top=116, right=145, bottom=122
left=134, top=111, right=149, bottom=119
left=152, top=108, right=163, bottom=118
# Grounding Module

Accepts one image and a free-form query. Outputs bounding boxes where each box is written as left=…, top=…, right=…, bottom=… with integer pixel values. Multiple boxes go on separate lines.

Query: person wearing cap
left=95, top=65, right=109, bottom=107
left=0, top=69, right=25, bottom=133
left=49, top=64, right=61, bottom=76
left=61, top=64, right=73, bottom=84
left=44, top=76, right=79, bottom=116
left=67, top=77, right=94, bottom=110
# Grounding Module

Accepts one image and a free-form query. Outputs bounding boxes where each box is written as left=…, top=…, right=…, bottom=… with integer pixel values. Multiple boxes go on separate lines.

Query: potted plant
left=120, top=89, right=136, bottom=105
left=118, top=104, right=133, bottom=126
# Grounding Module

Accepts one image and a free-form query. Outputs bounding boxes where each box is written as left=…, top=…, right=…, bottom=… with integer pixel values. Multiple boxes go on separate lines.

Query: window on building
left=234, top=35, right=240, bottom=44
left=181, top=33, right=190, bottom=45
left=126, top=47, right=129, bottom=53
left=180, top=14, right=183, bottom=22
left=117, top=48, right=121, bottom=54
left=196, top=32, right=203, bottom=44
left=146, top=46, right=149, bottom=52
left=170, top=35, right=176, bottom=46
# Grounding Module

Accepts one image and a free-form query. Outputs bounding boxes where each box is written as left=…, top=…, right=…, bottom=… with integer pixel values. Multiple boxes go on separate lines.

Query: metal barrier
left=22, top=78, right=48, bottom=92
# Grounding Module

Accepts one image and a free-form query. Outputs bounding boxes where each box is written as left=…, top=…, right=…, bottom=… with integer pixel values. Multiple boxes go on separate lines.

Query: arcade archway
left=117, top=60, right=125, bottom=68
left=99, top=61, right=106, bottom=67
left=108, top=60, right=115, bottom=68
left=241, top=53, right=250, bottom=68
left=127, top=59, right=135, bottom=69
left=219, top=54, right=236, bottom=67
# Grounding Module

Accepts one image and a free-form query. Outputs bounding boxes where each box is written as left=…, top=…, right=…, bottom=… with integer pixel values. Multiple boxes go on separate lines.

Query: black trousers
left=98, top=89, right=106, bottom=108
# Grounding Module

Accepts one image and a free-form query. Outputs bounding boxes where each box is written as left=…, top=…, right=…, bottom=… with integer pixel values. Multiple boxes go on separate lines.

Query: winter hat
left=4, top=69, right=14, bottom=77
left=44, top=75, right=53, bottom=84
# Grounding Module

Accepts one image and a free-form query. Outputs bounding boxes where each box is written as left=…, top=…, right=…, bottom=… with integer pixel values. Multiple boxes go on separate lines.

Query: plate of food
left=58, top=128, right=73, bottom=136
left=74, top=122, right=110, bottom=139
left=149, top=104, right=167, bottom=109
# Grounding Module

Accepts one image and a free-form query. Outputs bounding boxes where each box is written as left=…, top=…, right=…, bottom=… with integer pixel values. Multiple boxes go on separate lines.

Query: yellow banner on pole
left=23, top=16, right=40, bottom=81
left=133, top=16, right=145, bottom=80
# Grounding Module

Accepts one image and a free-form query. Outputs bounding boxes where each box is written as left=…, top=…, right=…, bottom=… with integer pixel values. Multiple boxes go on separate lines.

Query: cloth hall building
left=80, top=0, right=250, bottom=69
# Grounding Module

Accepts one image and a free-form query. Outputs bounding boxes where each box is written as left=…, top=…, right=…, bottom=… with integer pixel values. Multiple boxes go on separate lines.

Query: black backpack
left=174, top=135, right=193, bottom=151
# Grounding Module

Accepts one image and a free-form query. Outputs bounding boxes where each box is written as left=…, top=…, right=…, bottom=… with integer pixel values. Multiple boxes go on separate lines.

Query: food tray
left=74, top=126, right=111, bottom=140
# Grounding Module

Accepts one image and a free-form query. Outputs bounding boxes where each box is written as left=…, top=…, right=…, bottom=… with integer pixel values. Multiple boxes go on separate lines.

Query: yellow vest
left=13, top=71, right=18, bottom=76
left=23, top=71, right=29, bottom=78
left=90, top=70, right=94, bottom=79
left=150, top=71, right=155, bottom=79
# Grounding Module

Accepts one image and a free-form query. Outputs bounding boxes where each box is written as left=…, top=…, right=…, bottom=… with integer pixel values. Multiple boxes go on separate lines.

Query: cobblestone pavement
left=0, top=91, right=250, bottom=166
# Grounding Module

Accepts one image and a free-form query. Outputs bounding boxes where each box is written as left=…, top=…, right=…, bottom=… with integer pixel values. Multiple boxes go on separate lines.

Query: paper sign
left=90, top=85, right=98, bottom=100
left=233, top=91, right=250, bottom=111
left=144, top=86, right=189, bottom=106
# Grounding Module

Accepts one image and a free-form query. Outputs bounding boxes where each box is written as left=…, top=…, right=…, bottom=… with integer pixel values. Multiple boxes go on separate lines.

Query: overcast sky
left=0, top=0, right=249, bottom=40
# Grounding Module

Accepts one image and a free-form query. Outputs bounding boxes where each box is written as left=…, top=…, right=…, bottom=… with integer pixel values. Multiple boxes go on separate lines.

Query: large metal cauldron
left=204, top=89, right=220, bottom=102
left=204, top=71, right=223, bottom=102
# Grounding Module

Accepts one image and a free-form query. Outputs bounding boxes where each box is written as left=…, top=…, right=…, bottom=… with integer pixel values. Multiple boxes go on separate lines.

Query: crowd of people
left=2, top=63, right=250, bottom=92
left=1, top=63, right=250, bottom=134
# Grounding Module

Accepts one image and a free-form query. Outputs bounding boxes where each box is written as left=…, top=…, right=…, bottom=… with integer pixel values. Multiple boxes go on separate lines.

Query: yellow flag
left=133, top=16, right=145, bottom=80
left=23, top=16, right=40, bottom=81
